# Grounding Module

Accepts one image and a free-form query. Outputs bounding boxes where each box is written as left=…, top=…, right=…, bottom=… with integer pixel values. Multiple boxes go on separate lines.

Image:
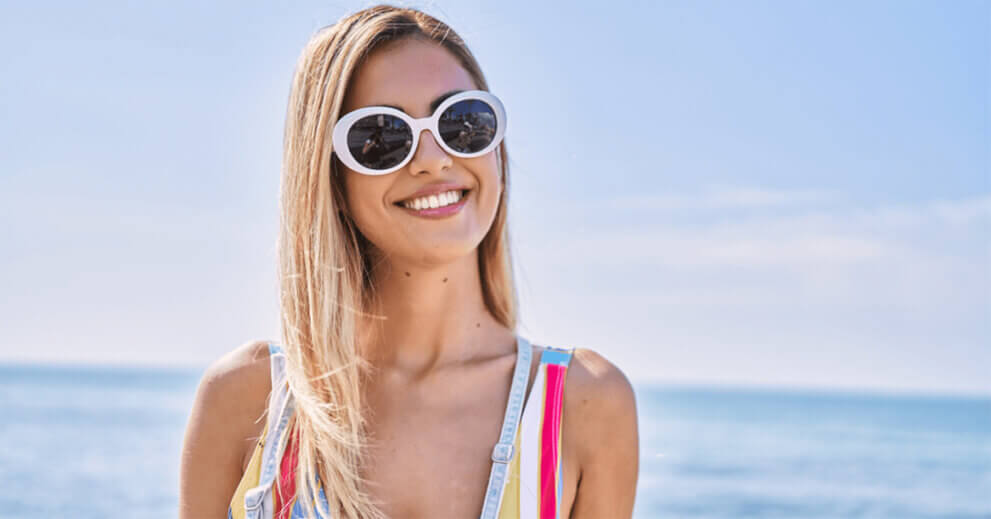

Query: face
left=337, top=39, right=503, bottom=267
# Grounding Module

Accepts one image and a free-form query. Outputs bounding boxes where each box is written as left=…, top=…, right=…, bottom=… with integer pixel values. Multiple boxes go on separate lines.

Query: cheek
left=471, top=152, right=502, bottom=190
left=466, top=153, right=503, bottom=218
left=482, top=155, right=503, bottom=198
left=342, top=171, right=390, bottom=238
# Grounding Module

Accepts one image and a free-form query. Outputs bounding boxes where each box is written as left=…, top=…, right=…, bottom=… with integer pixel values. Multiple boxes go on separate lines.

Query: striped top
left=227, top=335, right=575, bottom=519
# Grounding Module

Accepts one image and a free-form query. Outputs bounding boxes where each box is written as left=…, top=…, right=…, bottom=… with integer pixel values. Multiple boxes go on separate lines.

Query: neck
left=359, top=248, right=514, bottom=375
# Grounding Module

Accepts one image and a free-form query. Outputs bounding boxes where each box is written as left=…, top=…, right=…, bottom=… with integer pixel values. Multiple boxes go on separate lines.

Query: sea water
left=0, top=363, right=987, bottom=518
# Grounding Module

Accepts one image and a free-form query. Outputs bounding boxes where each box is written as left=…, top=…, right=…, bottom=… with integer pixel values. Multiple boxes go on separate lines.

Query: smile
left=394, top=189, right=470, bottom=218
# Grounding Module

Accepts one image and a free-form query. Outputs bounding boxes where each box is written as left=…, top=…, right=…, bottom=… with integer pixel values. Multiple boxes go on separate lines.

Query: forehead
left=343, top=38, right=478, bottom=117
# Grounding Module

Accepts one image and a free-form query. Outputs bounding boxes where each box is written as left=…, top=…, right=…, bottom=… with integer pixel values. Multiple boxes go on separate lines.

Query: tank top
left=227, top=335, right=576, bottom=519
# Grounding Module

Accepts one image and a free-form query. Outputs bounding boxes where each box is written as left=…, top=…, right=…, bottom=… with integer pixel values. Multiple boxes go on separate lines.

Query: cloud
left=535, top=188, right=989, bottom=270
left=598, top=183, right=842, bottom=211
left=515, top=188, right=991, bottom=393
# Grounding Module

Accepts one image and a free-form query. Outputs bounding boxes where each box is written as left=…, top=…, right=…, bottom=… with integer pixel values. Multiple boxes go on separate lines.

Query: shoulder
left=179, top=339, right=276, bottom=516
left=564, top=347, right=638, bottom=424
left=184, top=338, right=275, bottom=450
left=561, top=347, right=640, bottom=516
left=201, top=339, right=275, bottom=397
left=562, top=349, right=638, bottom=469
left=195, top=339, right=277, bottom=445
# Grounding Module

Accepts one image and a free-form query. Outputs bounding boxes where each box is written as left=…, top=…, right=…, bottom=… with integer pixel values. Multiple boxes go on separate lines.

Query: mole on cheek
left=405, top=272, right=410, bottom=277
left=443, top=277, right=448, bottom=283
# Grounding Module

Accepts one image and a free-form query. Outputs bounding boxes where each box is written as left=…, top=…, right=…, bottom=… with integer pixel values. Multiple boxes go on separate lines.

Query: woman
left=179, top=5, right=639, bottom=519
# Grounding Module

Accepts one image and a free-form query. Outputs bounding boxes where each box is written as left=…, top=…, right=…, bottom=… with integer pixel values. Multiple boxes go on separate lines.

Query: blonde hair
left=275, top=5, right=517, bottom=518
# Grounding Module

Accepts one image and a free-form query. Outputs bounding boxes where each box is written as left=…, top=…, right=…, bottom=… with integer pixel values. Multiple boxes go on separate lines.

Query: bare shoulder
left=564, top=347, right=640, bottom=518
left=178, top=339, right=274, bottom=519
left=195, top=339, right=275, bottom=439
left=202, top=339, right=274, bottom=401
left=565, top=348, right=638, bottom=425
left=199, top=338, right=276, bottom=451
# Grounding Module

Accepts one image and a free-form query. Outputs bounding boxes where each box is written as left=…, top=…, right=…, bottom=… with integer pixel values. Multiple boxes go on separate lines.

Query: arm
left=178, top=341, right=271, bottom=519
left=567, top=349, right=640, bottom=519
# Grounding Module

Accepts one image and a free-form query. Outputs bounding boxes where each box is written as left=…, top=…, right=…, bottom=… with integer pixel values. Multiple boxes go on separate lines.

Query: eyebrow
left=380, top=89, right=465, bottom=115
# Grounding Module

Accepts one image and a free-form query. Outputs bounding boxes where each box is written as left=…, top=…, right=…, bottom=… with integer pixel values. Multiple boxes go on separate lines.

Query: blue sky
left=1, top=0, right=987, bottom=394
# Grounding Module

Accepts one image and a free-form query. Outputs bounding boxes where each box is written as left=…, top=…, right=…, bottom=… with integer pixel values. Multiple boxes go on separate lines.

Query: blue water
left=638, top=386, right=990, bottom=518
left=0, top=363, right=988, bottom=518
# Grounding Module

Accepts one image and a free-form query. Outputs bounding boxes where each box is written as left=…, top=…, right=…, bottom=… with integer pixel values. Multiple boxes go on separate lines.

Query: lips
left=395, top=188, right=470, bottom=218
left=394, top=182, right=472, bottom=205
left=394, top=190, right=470, bottom=210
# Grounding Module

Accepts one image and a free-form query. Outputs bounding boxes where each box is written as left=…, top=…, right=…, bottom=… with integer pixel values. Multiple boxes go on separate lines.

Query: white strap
left=478, top=335, right=533, bottom=519
left=244, top=340, right=533, bottom=519
left=244, top=343, right=295, bottom=519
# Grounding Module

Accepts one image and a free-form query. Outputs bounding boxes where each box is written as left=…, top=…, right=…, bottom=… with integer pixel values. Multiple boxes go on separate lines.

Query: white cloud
left=598, top=183, right=841, bottom=211
left=515, top=189, right=991, bottom=394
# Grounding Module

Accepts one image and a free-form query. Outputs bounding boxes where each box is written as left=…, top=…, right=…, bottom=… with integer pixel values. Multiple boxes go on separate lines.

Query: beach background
left=1, top=1, right=988, bottom=517
left=1, top=365, right=988, bottom=518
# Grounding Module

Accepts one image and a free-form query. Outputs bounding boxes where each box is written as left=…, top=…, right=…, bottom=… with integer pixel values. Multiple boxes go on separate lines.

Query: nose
left=407, top=129, right=453, bottom=176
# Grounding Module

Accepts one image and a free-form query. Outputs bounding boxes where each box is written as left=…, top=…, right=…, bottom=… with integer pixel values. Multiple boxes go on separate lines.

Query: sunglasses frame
left=331, top=89, right=506, bottom=176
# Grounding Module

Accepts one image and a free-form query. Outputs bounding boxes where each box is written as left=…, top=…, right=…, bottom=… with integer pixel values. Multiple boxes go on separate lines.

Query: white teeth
left=402, top=190, right=464, bottom=210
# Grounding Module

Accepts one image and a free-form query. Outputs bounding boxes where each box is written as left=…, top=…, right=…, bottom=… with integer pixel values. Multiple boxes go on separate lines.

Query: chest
left=358, top=365, right=578, bottom=518
left=364, top=366, right=580, bottom=518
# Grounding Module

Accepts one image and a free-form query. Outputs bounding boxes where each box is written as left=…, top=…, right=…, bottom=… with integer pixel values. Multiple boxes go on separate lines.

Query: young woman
left=179, top=5, right=639, bottom=519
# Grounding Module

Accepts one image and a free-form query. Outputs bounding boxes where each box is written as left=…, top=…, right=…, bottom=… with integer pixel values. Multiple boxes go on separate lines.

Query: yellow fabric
left=228, top=424, right=268, bottom=519
left=497, top=426, right=523, bottom=519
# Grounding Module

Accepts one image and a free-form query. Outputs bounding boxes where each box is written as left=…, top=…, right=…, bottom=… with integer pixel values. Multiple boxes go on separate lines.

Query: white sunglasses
left=331, top=89, right=506, bottom=175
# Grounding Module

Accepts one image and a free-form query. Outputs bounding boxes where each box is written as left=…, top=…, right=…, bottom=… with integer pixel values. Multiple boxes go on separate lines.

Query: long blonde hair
left=275, top=5, right=516, bottom=518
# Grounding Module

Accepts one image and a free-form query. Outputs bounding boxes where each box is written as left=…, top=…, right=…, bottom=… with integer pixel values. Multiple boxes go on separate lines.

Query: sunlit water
left=1, top=363, right=987, bottom=518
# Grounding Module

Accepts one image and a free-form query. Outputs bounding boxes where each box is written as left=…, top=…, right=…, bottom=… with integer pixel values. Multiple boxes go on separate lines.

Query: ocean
left=0, top=363, right=987, bottom=518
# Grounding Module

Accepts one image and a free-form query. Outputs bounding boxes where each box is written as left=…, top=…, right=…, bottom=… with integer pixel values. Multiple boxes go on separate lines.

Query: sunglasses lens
left=438, top=99, right=498, bottom=154
left=346, top=113, right=413, bottom=170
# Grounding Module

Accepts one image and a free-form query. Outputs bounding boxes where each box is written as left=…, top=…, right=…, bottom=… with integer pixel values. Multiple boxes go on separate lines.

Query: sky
left=1, top=0, right=988, bottom=395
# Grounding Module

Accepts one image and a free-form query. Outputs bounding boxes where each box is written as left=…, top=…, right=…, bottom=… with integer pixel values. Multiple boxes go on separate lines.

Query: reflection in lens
left=347, top=114, right=413, bottom=170
left=438, top=99, right=497, bottom=153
